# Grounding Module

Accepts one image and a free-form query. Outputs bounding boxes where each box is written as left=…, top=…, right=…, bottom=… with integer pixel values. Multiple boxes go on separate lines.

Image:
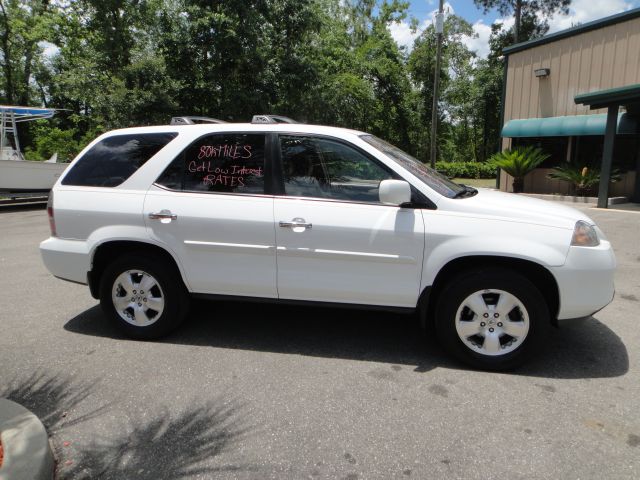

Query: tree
left=0, top=0, right=57, bottom=105
left=0, top=0, right=61, bottom=150
left=408, top=14, right=474, bottom=163
left=464, top=12, right=552, bottom=162
left=297, top=0, right=417, bottom=153
left=473, top=0, right=570, bottom=43
left=2, top=0, right=481, bottom=167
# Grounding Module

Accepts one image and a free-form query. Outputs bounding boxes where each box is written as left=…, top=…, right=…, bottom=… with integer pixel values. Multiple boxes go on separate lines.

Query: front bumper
left=40, top=237, right=91, bottom=285
left=551, top=241, right=616, bottom=320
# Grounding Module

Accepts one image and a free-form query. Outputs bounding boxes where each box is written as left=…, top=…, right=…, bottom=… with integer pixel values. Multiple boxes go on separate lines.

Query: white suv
left=40, top=118, right=616, bottom=370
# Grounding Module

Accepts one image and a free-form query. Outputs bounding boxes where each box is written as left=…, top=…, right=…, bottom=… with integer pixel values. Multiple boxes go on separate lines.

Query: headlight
left=594, top=225, right=608, bottom=242
left=571, top=220, right=600, bottom=247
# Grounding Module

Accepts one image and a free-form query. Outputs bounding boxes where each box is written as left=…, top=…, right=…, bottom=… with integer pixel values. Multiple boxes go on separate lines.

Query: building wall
left=503, top=17, right=640, bottom=124
left=500, top=17, right=640, bottom=199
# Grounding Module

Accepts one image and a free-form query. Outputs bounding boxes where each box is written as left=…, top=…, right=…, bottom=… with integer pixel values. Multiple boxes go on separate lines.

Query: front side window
left=360, top=134, right=465, bottom=198
left=156, top=133, right=266, bottom=194
left=62, top=132, right=177, bottom=187
left=280, top=135, right=394, bottom=203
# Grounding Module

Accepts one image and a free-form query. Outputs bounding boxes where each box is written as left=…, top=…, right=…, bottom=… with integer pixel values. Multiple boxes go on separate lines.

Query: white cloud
left=39, top=41, right=59, bottom=59
left=495, top=16, right=515, bottom=31
left=430, top=2, right=455, bottom=19
left=462, top=16, right=518, bottom=60
left=546, top=0, right=634, bottom=32
left=388, top=1, right=455, bottom=52
left=388, top=20, right=421, bottom=50
left=462, top=20, right=492, bottom=59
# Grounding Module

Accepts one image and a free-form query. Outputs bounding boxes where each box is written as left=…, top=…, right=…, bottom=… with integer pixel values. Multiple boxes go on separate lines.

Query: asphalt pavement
left=0, top=203, right=638, bottom=479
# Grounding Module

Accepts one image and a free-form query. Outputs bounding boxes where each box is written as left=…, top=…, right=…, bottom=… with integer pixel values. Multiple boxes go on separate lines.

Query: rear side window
left=156, top=133, right=266, bottom=194
left=62, top=133, right=177, bottom=187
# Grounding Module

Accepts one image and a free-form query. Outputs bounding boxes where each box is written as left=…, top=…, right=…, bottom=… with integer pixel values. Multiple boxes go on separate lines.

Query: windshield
left=360, top=135, right=465, bottom=198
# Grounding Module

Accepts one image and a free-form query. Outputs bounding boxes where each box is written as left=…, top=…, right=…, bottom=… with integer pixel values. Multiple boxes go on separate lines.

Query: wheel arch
left=419, top=255, right=560, bottom=329
left=88, top=240, right=189, bottom=299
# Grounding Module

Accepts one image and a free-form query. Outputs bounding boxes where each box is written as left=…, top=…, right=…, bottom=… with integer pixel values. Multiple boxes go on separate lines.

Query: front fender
left=420, top=212, right=572, bottom=289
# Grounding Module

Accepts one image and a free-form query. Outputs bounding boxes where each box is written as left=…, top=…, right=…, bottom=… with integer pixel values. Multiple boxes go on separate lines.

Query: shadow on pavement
left=518, top=316, right=630, bottom=379
left=0, top=370, right=108, bottom=434
left=65, top=300, right=628, bottom=380
left=62, top=397, right=252, bottom=480
left=0, top=371, right=253, bottom=479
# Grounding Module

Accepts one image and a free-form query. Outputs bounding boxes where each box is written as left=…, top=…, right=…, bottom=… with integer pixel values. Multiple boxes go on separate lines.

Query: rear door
left=144, top=132, right=277, bottom=298
left=55, top=132, right=177, bottom=240
left=273, top=135, right=425, bottom=308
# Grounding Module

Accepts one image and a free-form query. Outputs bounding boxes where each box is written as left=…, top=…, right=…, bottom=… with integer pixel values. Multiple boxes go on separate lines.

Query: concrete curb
left=0, top=399, right=54, bottom=480
left=519, top=192, right=628, bottom=206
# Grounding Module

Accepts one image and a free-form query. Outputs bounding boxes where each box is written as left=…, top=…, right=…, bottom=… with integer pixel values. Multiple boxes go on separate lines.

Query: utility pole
left=514, top=0, right=522, bottom=43
left=430, top=0, right=444, bottom=168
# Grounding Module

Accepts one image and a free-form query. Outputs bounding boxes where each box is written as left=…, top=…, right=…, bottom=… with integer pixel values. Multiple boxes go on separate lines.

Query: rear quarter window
left=156, top=133, right=267, bottom=194
left=62, top=132, right=178, bottom=187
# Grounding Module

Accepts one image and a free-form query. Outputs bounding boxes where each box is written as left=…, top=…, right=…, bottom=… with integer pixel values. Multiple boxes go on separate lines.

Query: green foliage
left=24, top=128, right=78, bottom=162
left=435, top=161, right=497, bottom=179
left=0, top=0, right=58, bottom=105
left=3, top=0, right=558, bottom=172
left=474, top=0, right=570, bottom=17
left=22, top=117, right=105, bottom=162
left=548, top=164, right=621, bottom=196
left=22, top=119, right=89, bottom=162
left=489, top=146, right=548, bottom=192
left=407, top=14, right=475, bottom=163
left=489, top=147, right=549, bottom=177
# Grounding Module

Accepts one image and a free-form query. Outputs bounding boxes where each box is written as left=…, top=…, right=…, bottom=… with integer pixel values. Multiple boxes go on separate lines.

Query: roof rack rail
left=251, top=114, right=298, bottom=124
left=170, top=116, right=227, bottom=125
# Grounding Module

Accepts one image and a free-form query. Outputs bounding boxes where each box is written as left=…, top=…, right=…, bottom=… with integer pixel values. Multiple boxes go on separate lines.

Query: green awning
left=501, top=113, right=638, bottom=137
left=575, top=83, right=640, bottom=110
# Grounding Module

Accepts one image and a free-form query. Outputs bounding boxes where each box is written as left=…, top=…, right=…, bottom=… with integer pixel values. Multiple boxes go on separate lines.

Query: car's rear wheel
left=99, top=253, right=189, bottom=339
left=435, top=268, right=550, bottom=371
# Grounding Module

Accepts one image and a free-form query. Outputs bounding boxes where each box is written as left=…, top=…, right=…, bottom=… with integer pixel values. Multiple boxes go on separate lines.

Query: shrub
left=24, top=127, right=80, bottom=162
left=548, top=164, right=621, bottom=196
left=488, top=146, right=549, bottom=193
left=23, top=119, right=104, bottom=163
left=434, top=161, right=496, bottom=179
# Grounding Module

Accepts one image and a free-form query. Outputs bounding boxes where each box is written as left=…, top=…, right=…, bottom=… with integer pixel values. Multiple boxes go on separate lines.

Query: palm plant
left=548, top=164, right=620, bottom=196
left=489, top=146, right=549, bottom=193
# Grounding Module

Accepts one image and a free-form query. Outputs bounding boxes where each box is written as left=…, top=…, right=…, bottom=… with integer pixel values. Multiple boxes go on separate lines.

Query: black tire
left=99, top=252, right=189, bottom=339
left=435, top=268, right=550, bottom=371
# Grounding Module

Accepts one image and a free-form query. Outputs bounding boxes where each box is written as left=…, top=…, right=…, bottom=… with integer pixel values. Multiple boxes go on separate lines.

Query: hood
left=441, top=188, right=595, bottom=230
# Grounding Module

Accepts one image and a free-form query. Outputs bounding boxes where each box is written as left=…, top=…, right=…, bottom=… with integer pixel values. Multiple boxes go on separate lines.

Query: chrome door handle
left=149, top=210, right=177, bottom=220
left=279, top=218, right=312, bottom=229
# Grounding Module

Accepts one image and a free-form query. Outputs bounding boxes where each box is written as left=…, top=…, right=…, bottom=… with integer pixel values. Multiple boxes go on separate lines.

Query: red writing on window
left=188, top=161, right=263, bottom=177
left=203, top=174, right=245, bottom=187
left=198, top=144, right=252, bottom=160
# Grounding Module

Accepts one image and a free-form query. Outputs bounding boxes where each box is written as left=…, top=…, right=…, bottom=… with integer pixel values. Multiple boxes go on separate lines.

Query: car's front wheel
left=99, top=253, right=189, bottom=339
left=435, top=268, right=550, bottom=371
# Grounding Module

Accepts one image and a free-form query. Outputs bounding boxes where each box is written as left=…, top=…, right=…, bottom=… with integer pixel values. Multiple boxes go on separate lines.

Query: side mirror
left=379, top=179, right=411, bottom=206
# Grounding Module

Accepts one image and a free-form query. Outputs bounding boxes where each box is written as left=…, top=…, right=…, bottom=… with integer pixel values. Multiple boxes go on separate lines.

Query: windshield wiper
left=453, top=184, right=478, bottom=198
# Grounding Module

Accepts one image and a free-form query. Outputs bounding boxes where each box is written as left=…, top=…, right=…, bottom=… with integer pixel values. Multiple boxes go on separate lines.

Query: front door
left=145, top=132, right=277, bottom=298
left=274, top=135, right=425, bottom=308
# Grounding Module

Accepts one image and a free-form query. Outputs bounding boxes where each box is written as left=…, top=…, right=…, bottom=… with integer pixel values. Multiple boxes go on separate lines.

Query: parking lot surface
left=0, top=204, right=639, bottom=479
